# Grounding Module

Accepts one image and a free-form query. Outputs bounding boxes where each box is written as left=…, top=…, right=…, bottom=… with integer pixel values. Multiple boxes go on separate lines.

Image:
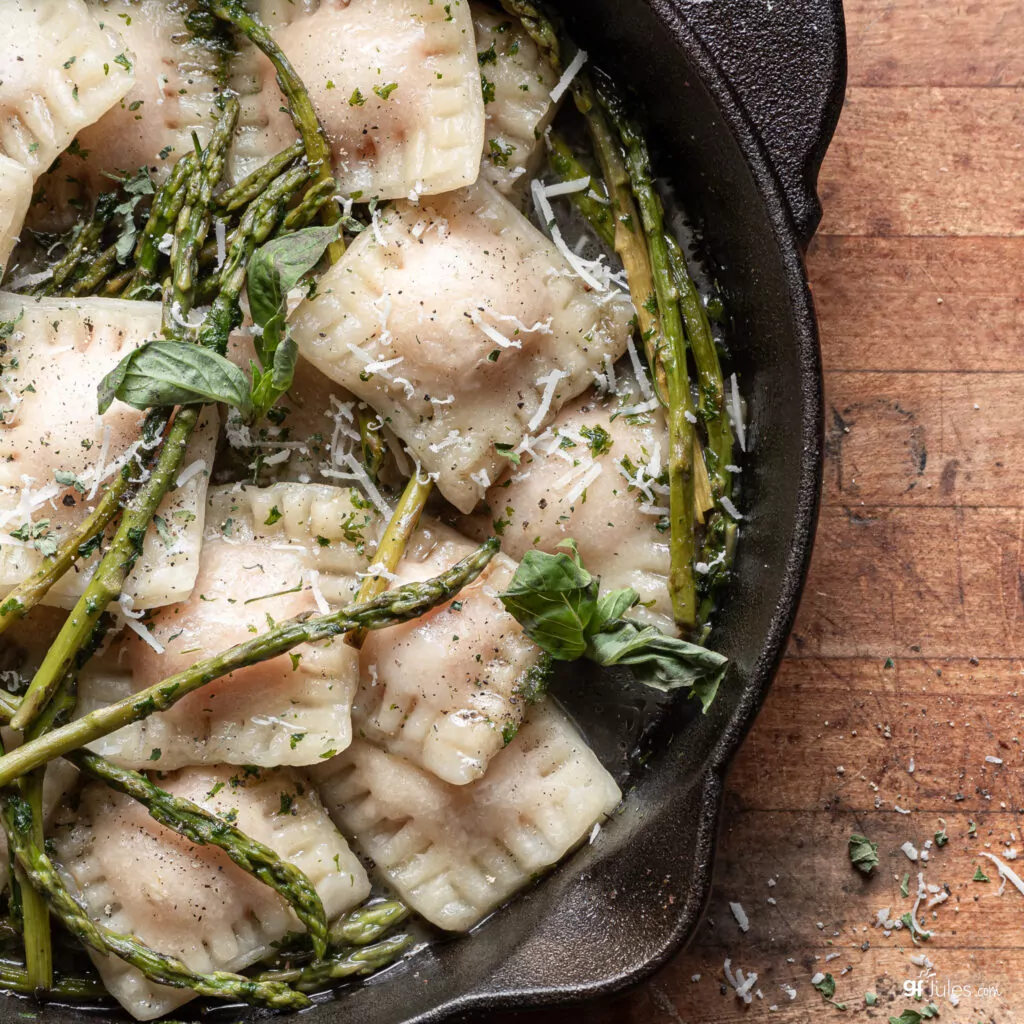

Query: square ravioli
left=231, top=0, right=484, bottom=199
left=0, top=293, right=217, bottom=610
left=463, top=385, right=676, bottom=633
left=0, top=0, right=134, bottom=178
left=355, top=518, right=544, bottom=786
left=77, top=482, right=377, bottom=769
left=26, top=0, right=224, bottom=228
left=289, top=178, right=634, bottom=513
left=313, top=700, right=621, bottom=931
left=473, top=3, right=559, bottom=195
left=51, top=764, right=370, bottom=1021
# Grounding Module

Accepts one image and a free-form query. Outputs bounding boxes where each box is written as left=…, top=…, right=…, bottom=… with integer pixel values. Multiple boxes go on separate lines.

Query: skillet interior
left=0, top=0, right=839, bottom=1019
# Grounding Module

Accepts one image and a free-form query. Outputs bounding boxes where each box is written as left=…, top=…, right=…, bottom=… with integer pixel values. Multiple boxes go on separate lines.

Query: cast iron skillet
left=3, top=1, right=844, bottom=1021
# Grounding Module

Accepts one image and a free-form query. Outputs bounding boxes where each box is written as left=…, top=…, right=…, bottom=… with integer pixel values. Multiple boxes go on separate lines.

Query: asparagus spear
left=546, top=131, right=615, bottom=248
left=44, top=193, right=119, bottom=295
left=263, top=899, right=410, bottom=966
left=665, top=234, right=734, bottom=501
left=330, top=899, right=410, bottom=948
left=279, top=175, right=339, bottom=234
left=0, top=539, right=497, bottom=787
left=166, top=100, right=239, bottom=336
left=346, top=474, right=433, bottom=648
left=124, top=152, right=196, bottom=301
left=207, top=0, right=343, bottom=264
left=198, top=161, right=313, bottom=354
left=594, top=79, right=698, bottom=628
left=254, top=933, right=411, bottom=992
left=66, top=750, right=329, bottom=960
left=214, top=140, right=305, bottom=213
left=0, top=792, right=309, bottom=1011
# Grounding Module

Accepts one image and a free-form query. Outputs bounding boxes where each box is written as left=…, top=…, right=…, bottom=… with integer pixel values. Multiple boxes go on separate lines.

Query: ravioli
left=51, top=764, right=369, bottom=1020
left=313, top=700, right=621, bottom=931
left=76, top=482, right=375, bottom=769
left=473, top=4, right=559, bottom=195
left=355, top=517, right=542, bottom=785
left=289, top=178, right=634, bottom=513
left=0, top=0, right=134, bottom=178
left=231, top=0, right=484, bottom=199
left=466, top=386, right=676, bottom=632
left=0, top=294, right=217, bottom=610
left=28, top=0, right=222, bottom=221
left=0, top=156, right=32, bottom=281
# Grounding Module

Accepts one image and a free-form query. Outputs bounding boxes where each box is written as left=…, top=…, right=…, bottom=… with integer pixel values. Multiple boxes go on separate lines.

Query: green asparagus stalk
left=214, top=140, right=305, bottom=213
left=546, top=132, right=615, bottom=248
left=15, top=768, right=50, bottom=989
left=330, top=899, right=410, bottom=948
left=124, top=152, right=196, bottom=301
left=347, top=474, right=433, bottom=648
left=665, top=234, right=734, bottom=500
left=0, top=959, right=106, bottom=1000
left=44, top=193, right=119, bottom=295
left=66, top=750, right=329, bottom=960
left=498, top=0, right=561, bottom=70
left=358, top=413, right=387, bottom=486
left=65, top=242, right=119, bottom=298
left=0, top=539, right=497, bottom=786
left=208, top=0, right=343, bottom=264
left=279, top=175, right=339, bottom=234
left=200, top=161, right=313, bottom=355
left=254, top=933, right=411, bottom=992
left=0, top=792, right=309, bottom=1011
left=165, top=100, right=239, bottom=336
left=596, top=80, right=698, bottom=628
left=263, top=899, right=410, bottom=966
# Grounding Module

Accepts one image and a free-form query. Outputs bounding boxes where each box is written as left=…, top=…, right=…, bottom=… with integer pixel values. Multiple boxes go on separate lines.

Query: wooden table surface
left=497, top=0, right=1024, bottom=1021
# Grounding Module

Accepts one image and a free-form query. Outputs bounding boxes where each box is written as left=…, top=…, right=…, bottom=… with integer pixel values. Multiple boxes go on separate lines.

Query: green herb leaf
left=813, top=972, right=846, bottom=1010
left=246, top=226, right=337, bottom=419
left=97, top=340, right=253, bottom=419
left=848, top=833, right=879, bottom=876
left=585, top=617, right=728, bottom=704
left=498, top=543, right=728, bottom=704
left=54, top=469, right=86, bottom=495
left=247, top=226, right=338, bottom=347
left=498, top=541, right=597, bottom=660
left=889, top=1008, right=939, bottom=1024
left=973, top=864, right=989, bottom=882
left=494, top=441, right=521, bottom=465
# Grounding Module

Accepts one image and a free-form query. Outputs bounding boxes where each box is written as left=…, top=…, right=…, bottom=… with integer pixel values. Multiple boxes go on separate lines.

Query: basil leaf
left=848, top=833, right=879, bottom=875
left=497, top=542, right=598, bottom=660
left=246, top=225, right=338, bottom=342
left=497, top=543, right=728, bottom=707
left=97, top=340, right=253, bottom=419
left=271, top=336, right=298, bottom=391
left=593, top=586, right=640, bottom=629
left=585, top=618, right=728, bottom=705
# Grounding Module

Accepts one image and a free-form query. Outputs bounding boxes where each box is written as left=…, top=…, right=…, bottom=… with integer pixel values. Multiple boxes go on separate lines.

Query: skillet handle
left=675, top=0, right=847, bottom=246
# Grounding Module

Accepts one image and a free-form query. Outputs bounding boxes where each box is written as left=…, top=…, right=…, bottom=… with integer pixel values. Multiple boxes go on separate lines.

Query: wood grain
left=817, top=88, right=1024, bottom=237
left=500, top=2, right=1024, bottom=1022
left=808, top=236, right=1024, bottom=372
left=844, top=0, right=1024, bottom=87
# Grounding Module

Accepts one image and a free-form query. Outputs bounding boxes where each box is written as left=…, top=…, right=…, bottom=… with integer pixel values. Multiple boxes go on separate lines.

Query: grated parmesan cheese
left=528, top=369, right=567, bottom=433
left=542, top=176, right=591, bottom=198
left=548, top=48, right=587, bottom=104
